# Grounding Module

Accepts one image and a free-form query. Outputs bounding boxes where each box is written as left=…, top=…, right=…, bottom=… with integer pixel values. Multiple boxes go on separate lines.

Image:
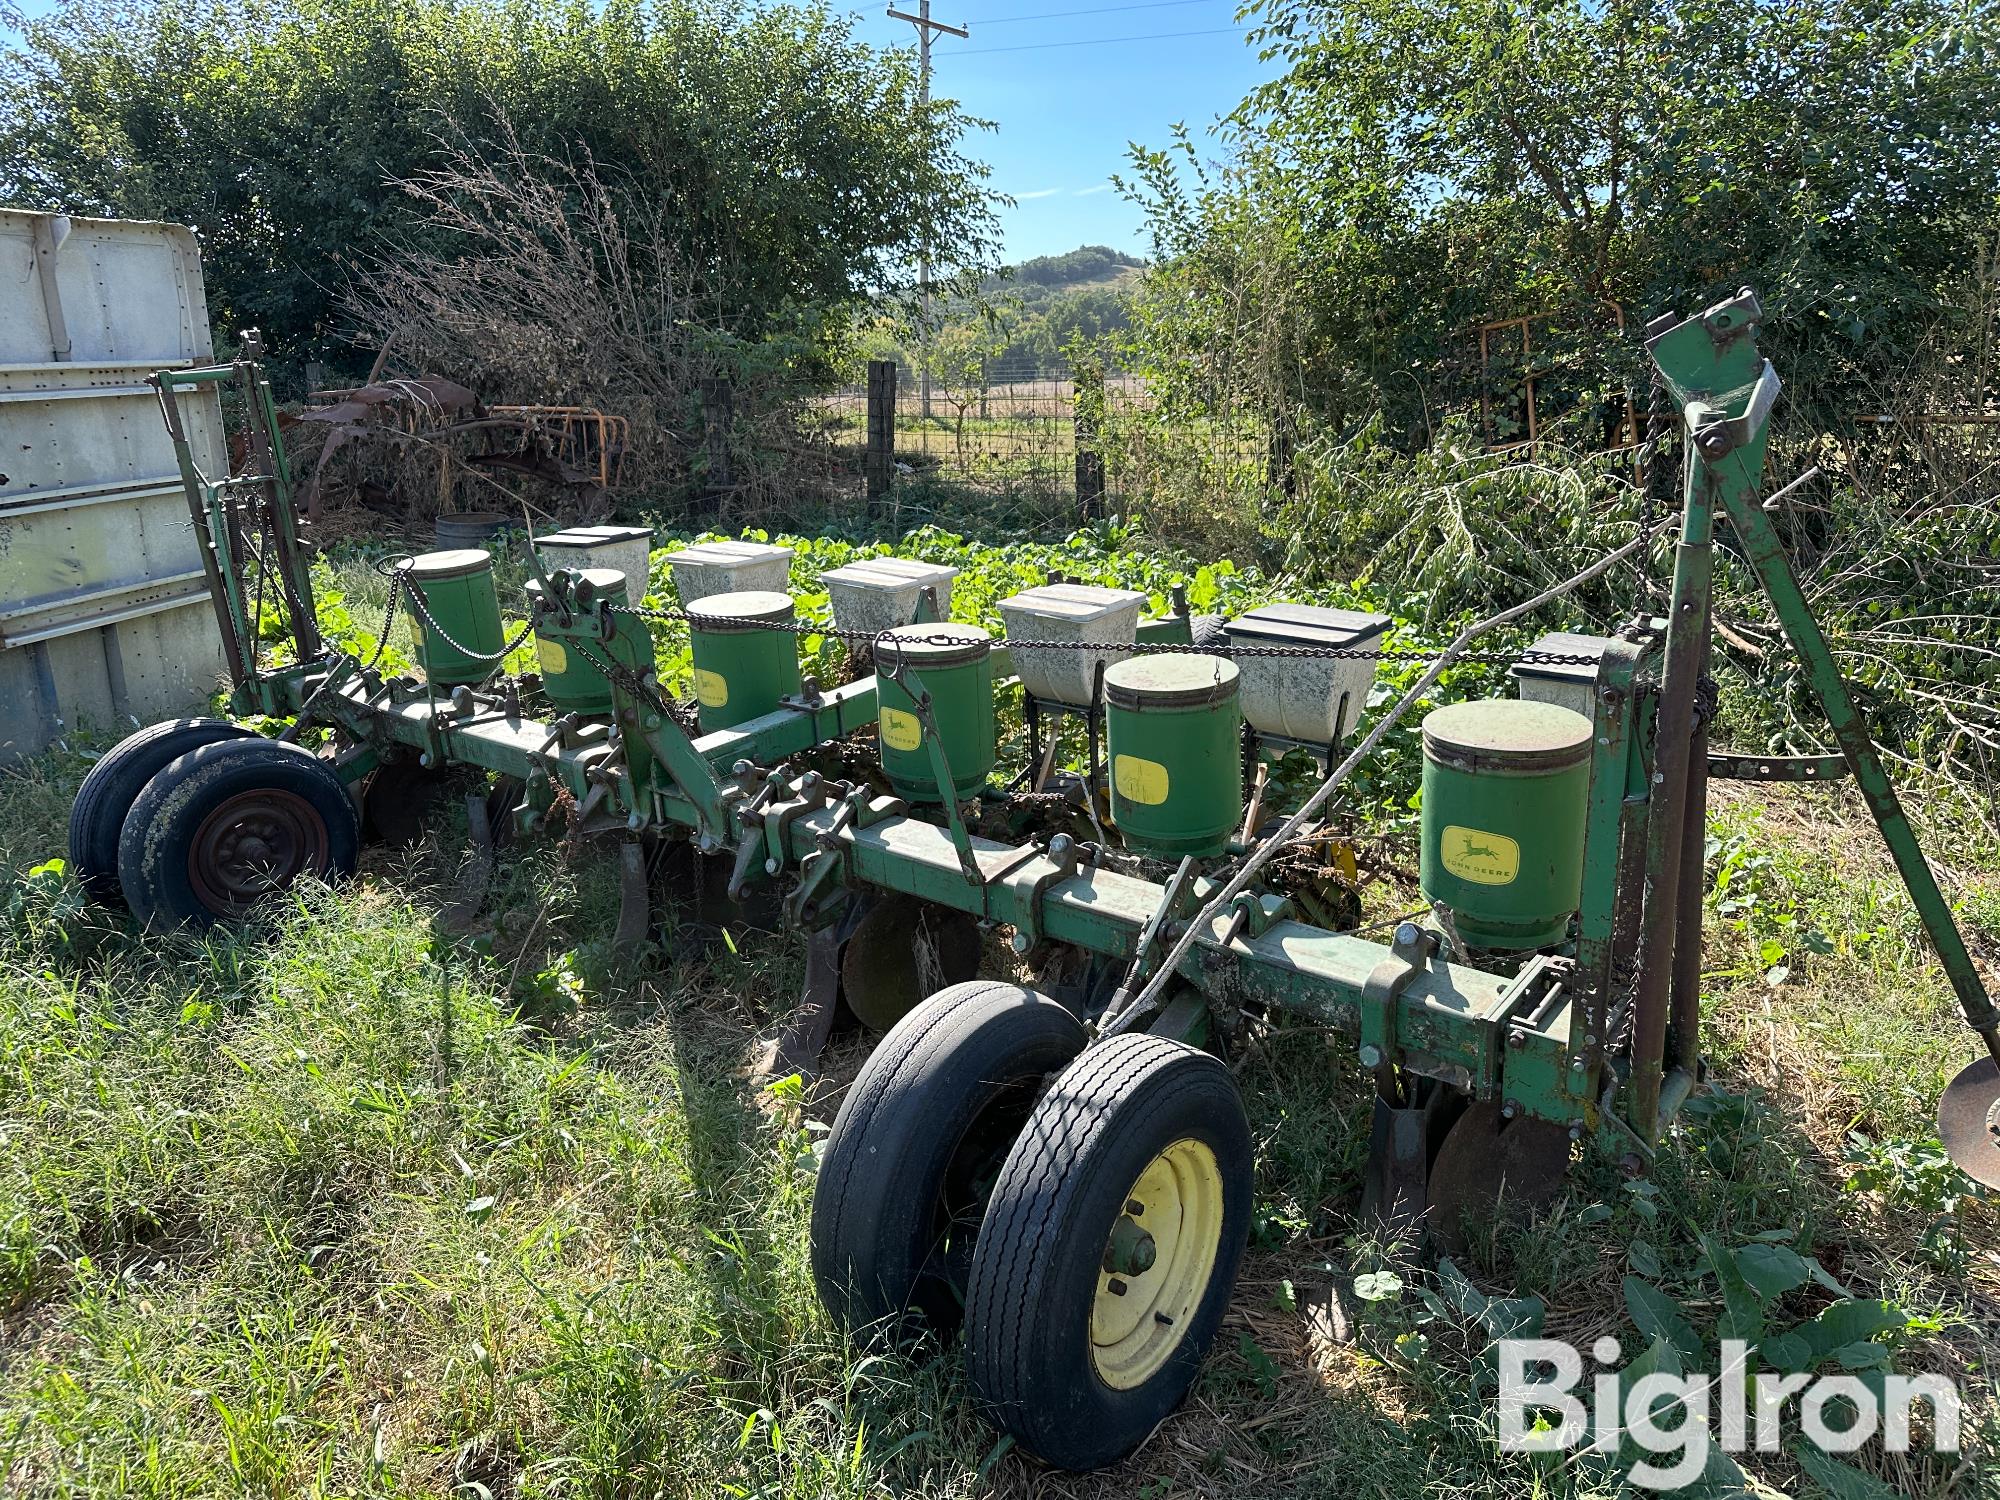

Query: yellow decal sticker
left=880, top=707, right=923, bottom=751
left=1440, top=825, right=1520, bottom=886
left=694, top=668, right=729, bottom=708
left=1114, top=754, right=1170, bottom=806
left=538, top=640, right=568, bottom=675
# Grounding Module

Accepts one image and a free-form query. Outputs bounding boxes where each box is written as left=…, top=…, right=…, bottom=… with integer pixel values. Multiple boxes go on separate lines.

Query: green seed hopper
left=89, top=293, right=1997, bottom=1472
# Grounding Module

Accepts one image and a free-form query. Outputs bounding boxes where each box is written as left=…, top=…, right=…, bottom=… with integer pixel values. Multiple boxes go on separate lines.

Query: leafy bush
left=0, top=0, right=998, bottom=383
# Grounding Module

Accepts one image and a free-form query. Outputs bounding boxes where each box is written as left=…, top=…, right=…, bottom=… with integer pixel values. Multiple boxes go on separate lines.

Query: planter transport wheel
left=965, top=1033, right=1252, bottom=1471
left=116, top=737, right=361, bottom=930
left=68, top=718, right=260, bottom=905
left=811, top=980, right=1086, bottom=1341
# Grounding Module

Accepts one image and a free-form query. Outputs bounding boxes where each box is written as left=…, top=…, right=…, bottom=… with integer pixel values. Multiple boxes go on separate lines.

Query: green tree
left=0, top=0, right=999, bottom=371
left=1121, top=0, right=2000, bottom=443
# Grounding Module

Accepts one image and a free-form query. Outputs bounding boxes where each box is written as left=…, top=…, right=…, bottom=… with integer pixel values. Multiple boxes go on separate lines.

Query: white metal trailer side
left=0, top=209, right=230, bottom=763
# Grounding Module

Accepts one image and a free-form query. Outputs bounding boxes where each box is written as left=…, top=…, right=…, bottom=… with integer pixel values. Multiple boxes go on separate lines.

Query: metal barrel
left=685, top=590, right=801, bottom=731
left=434, top=511, right=513, bottom=547
left=398, top=548, right=505, bottom=687
left=1103, top=653, right=1243, bottom=858
left=1419, top=699, right=1593, bottom=950
left=875, top=623, right=996, bottom=802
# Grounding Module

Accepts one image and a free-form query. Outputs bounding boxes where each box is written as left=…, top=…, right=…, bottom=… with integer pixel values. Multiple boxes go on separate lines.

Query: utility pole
left=887, top=2, right=965, bottom=424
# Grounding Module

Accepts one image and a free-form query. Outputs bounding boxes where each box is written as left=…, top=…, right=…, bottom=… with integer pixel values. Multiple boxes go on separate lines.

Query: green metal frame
left=148, top=288, right=1995, bottom=1159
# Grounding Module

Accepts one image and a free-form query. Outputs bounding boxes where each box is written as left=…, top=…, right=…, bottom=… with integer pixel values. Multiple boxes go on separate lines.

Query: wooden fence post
left=866, top=359, right=897, bottom=505
left=1074, top=360, right=1106, bottom=520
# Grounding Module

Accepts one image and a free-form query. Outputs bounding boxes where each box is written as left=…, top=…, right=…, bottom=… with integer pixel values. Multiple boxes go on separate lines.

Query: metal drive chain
left=400, top=572, right=536, bottom=663
left=363, top=568, right=406, bottom=668
left=561, top=631, right=703, bottom=736
left=609, top=603, right=1606, bottom=668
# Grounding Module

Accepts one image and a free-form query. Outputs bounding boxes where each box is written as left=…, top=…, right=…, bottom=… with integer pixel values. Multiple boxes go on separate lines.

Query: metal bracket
left=635, top=709, right=729, bottom=849
left=783, top=784, right=867, bottom=929
left=1000, top=831, right=1081, bottom=955
left=785, top=846, right=851, bottom=930
left=1099, top=855, right=1204, bottom=1035
left=1685, top=360, right=1781, bottom=461
left=759, top=770, right=831, bottom=881
left=1706, top=751, right=1849, bottom=782
left=1358, top=920, right=1438, bottom=1077
left=1484, top=955, right=1576, bottom=1102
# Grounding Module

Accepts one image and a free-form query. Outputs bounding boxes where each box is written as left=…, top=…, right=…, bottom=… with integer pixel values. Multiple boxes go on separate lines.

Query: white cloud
left=1073, top=183, right=1114, bottom=196
left=1014, top=188, right=1062, bottom=200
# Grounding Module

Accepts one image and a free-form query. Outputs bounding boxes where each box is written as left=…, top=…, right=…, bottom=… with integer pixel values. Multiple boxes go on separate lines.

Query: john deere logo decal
left=694, top=668, right=729, bottom=708
left=1113, top=754, right=1170, bottom=806
left=1441, top=824, right=1519, bottom=885
left=880, top=707, right=923, bottom=751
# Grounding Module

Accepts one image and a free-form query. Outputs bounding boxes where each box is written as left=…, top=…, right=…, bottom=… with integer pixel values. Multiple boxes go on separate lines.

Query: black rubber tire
left=965, top=1033, right=1253, bottom=1471
left=116, top=737, right=361, bottom=931
left=1189, top=613, right=1230, bottom=652
left=67, top=718, right=260, bottom=905
left=811, top=980, right=1087, bottom=1341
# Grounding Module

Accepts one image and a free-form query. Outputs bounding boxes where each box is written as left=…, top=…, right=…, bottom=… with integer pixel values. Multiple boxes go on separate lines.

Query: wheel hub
left=187, top=787, right=329, bottom=916
left=1090, top=1137, right=1223, bottom=1390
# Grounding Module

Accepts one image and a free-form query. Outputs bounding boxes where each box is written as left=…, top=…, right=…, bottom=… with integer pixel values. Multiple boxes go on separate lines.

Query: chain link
left=608, top=603, right=1607, bottom=668
left=400, top=574, right=536, bottom=663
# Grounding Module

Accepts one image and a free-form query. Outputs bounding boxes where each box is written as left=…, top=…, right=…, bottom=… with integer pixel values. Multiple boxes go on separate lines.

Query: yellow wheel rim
left=1089, top=1137, right=1225, bottom=1390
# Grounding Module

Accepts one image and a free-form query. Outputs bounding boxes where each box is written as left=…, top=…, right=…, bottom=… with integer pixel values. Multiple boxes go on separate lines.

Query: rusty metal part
left=1424, top=1101, right=1573, bottom=1252
left=288, top=378, right=626, bottom=521
left=1359, top=1076, right=1466, bottom=1242
left=1937, top=1057, right=2000, bottom=1189
left=1705, top=752, right=1849, bottom=781
left=614, top=840, right=652, bottom=955
left=1262, top=837, right=1364, bottom=933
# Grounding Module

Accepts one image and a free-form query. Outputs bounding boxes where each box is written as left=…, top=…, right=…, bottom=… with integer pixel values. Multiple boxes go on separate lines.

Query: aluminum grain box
left=822, top=556, right=959, bottom=636
left=1224, top=603, right=1391, bottom=746
left=664, top=540, right=792, bottom=602
left=535, top=524, right=653, bottom=603
left=998, top=582, right=1145, bottom=707
left=1508, top=631, right=1615, bottom=719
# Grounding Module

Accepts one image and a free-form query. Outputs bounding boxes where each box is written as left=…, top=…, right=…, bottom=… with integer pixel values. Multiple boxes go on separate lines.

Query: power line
left=967, top=0, right=1228, bottom=25
left=956, top=23, right=1246, bottom=53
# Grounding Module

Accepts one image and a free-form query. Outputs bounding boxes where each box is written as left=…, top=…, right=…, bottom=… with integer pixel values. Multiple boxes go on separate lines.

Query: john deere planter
left=76, top=296, right=2000, bottom=1471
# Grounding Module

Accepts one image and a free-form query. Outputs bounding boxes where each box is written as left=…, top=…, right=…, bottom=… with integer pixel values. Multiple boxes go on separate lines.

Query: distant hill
left=858, top=245, right=1146, bottom=378
left=984, top=245, right=1145, bottom=295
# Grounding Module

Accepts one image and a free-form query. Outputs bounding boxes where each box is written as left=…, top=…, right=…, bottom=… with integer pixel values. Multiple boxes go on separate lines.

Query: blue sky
left=2, top=0, right=1276, bottom=264
left=847, top=0, right=1275, bottom=262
